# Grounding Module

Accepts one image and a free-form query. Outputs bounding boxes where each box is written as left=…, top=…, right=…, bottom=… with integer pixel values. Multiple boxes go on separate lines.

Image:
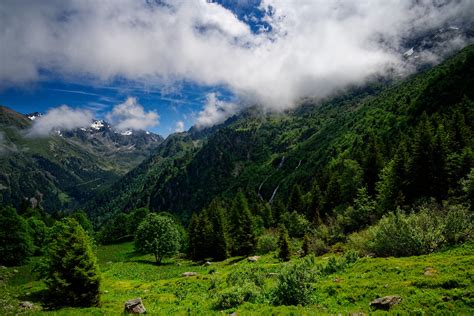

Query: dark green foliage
left=307, top=182, right=323, bottom=222
left=278, top=225, right=291, bottom=261
left=69, top=210, right=93, bottom=235
left=279, top=210, right=309, bottom=238
left=0, top=206, right=33, bottom=266
left=127, top=207, right=150, bottom=235
left=206, top=200, right=229, bottom=260
left=274, top=256, right=316, bottom=306
left=301, top=233, right=311, bottom=257
left=341, top=187, right=377, bottom=233
left=228, top=192, right=257, bottom=256
left=27, top=217, right=48, bottom=255
left=461, top=168, right=474, bottom=209
left=135, top=213, right=181, bottom=264
left=39, top=218, right=100, bottom=307
left=288, top=184, right=305, bottom=214
left=257, top=231, right=278, bottom=254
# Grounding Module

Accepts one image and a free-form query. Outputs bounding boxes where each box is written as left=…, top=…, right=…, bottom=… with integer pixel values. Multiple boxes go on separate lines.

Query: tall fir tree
left=206, top=200, right=229, bottom=260
left=40, top=218, right=100, bottom=307
left=0, top=206, right=34, bottom=266
left=229, top=191, right=257, bottom=256
left=278, top=224, right=291, bottom=261
left=288, top=184, right=305, bottom=214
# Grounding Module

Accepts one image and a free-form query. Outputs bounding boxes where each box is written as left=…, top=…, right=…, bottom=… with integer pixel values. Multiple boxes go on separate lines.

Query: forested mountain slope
left=92, top=45, right=473, bottom=225
left=0, top=108, right=163, bottom=211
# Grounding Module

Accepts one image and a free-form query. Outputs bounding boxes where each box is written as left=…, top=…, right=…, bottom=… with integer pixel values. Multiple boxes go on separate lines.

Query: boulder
left=204, top=261, right=212, bottom=266
left=124, top=298, right=146, bottom=314
left=423, top=267, right=437, bottom=276
left=369, top=295, right=402, bottom=310
left=247, top=256, right=260, bottom=262
left=19, top=301, right=34, bottom=309
left=182, top=272, right=198, bottom=277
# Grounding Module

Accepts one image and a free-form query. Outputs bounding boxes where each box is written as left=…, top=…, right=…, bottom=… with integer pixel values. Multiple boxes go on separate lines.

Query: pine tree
left=307, top=182, right=323, bottom=223
left=301, top=233, right=311, bottom=257
left=229, top=191, right=257, bottom=256
left=278, top=224, right=291, bottom=261
left=40, top=218, right=100, bottom=307
left=206, top=200, right=229, bottom=260
left=288, top=184, right=304, bottom=214
left=0, top=206, right=34, bottom=266
left=188, top=213, right=199, bottom=260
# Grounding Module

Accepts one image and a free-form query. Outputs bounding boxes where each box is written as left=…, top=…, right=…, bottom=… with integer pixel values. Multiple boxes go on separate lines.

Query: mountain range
left=0, top=109, right=163, bottom=210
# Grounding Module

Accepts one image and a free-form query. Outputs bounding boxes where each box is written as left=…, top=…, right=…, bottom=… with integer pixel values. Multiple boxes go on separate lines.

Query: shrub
left=39, top=218, right=100, bottom=307
left=274, top=257, right=316, bottom=306
left=367, top=203, right=472, bottom=257
left=257, top=232, right=278, bottom=254
left=280, top=211, right=310, bottom=237
left=443, top=204, right=473, bottom=245
left=226, top=266, right=265, bottom=289
left=215, top=283, right=261, bottom=309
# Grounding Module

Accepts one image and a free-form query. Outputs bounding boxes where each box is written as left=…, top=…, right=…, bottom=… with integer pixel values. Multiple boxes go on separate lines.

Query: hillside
left=0, top=108, right=163, bottom=211
left=91, top=44, right=474, bottom=225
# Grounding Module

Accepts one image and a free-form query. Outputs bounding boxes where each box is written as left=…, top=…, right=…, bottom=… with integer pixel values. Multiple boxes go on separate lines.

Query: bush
left=257, top=232, right=278, bottom=255
left=39, top=218, right=100, bottom=307
left=280, top=211, right=310, bottom=238
left=367, top=203, right=472, bottom=257
left=215, top=283, right=261, bottom=309
left=226, top=266, right=265, bottom=289
left=274, top=257, right=316, bottom=306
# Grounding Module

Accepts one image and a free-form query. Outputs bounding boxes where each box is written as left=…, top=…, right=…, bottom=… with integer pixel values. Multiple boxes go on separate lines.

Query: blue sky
left=0, top=0, right=469, bottom=137
left=0, top=79, right=234, bottom=136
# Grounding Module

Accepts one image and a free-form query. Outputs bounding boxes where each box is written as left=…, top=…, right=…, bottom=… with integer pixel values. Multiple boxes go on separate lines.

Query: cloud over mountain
left=106, top=97, right=159, bottom=131
left=1, top=0, right=472, bottom=117
left=28, top=105, right=93, bottom=137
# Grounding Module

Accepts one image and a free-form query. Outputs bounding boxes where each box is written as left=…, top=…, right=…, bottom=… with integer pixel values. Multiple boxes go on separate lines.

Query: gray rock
left=247, top=256, right=260, bottom=262
left=124, top=298, right=146, bottom=314
left=19, top=301, right=34, bottom=309
left=204, top=261, right=212, bottom=266
left=369, top=295, right=402, bottom=310
left=182, top=272, right=198, bottom=277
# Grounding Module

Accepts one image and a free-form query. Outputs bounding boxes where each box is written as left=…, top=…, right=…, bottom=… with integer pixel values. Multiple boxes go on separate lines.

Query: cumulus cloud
left=175, top=121, right=185, bottom=133
left=1, top=0, right=473, bottom=112
left=196, top=93, right=239, bottom=128
left=28, top=105, right=93, bottom=137
left=106, top=97, right=159, bottom=130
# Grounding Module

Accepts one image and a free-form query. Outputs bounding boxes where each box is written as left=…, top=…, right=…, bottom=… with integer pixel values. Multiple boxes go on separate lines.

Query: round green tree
left=40, top=218, right=100, bottom=307
left=134, top=213, right=181, bottom=264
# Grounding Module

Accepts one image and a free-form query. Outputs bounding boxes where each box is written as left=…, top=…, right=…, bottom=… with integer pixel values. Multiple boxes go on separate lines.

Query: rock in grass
left=204, top=261, right=212, bottom=266
left=369, top=295, right=402, bottom=310
left=423, top=267, right=437, bottom=276
left=19, top=301, right=34, bottom=309
left=124, top=298, right=146, bottom=314
left=247, top=256, right=260, bottom=262
left=182, top=272, right=198, bottom=277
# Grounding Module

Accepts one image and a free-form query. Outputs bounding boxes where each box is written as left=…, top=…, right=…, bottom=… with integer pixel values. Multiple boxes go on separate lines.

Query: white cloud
left=28, top=105, right=93, bottom=137
left=0, top=0, right=472, bottom=112
left=106, top=97, right=159, bottom=130
left=196, top=93, right=239, bottom=128
left=175, top=120, right=185, bottom=133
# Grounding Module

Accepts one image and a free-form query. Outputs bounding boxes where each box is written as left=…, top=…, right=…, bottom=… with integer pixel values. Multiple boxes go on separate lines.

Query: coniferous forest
left=1, top=2, right=474, bottom=314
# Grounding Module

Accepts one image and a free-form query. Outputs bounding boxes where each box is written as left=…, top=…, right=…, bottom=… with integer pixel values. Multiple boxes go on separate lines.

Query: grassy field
left=1, top=242, right=473, bottom=315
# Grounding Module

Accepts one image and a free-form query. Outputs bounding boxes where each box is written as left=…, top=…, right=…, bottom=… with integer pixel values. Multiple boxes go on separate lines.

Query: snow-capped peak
left=26, top=112, right=42, bottom=121
left=90, top=120, right=104, bottom=130
left=403, top=47, right=414, bottom=57
left=120, top=129, right=133, bottom=136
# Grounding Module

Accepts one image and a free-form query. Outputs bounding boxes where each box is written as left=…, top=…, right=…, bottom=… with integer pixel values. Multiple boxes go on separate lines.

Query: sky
left=0, top=0, right=472, bottom=137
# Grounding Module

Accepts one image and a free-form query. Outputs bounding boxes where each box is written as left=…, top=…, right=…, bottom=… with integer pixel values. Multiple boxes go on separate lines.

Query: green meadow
left=2, top=242, right=473, bottom=315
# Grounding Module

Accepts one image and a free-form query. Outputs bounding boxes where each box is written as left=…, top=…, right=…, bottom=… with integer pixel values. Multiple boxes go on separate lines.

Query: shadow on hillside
left=17, top=288, right=47, bottom=304
left=226, top=257, right=247, bottom=265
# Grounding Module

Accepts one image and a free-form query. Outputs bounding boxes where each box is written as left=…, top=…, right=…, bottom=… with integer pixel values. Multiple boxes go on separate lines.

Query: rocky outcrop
left=124, top=298, right=146, bottom=314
